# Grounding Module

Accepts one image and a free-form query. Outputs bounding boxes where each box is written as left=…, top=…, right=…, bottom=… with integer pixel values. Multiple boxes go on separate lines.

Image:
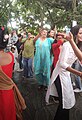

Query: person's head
left=70, top=25, right=82, bottom=44
left=11, top=46, right=15, bottom=53
left=13, top=30, right=17, bottom=35
left=56, top=33, right=63, bottom=40
left=40, top=28, right=48, bottom=38
left=28, top=32, right=35, bottom=39
left=48, top=30, right=55, bottom=38
left=28, top=32, right=32, bottom=39
left=22, top=31, right=27, bottom=38
left=18, top=34, right=23, bottom=41
left=0, top=27, right=9, bottom=50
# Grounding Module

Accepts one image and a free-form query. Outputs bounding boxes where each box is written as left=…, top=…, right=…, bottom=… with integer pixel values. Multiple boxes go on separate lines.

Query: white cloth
left=46, top=41, right=77, bottom=109
left=11, top=46, right=19, bottom=71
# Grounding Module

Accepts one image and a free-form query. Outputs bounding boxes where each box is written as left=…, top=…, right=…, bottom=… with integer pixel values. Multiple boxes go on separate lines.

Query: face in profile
left=76, top=28, right=82, bottom=42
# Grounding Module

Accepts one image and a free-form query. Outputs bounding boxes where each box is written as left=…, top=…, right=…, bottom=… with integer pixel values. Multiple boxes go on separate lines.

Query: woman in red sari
left=0, top=27, right=26, bottom=120
left=0, top=27, right=16, bottom=120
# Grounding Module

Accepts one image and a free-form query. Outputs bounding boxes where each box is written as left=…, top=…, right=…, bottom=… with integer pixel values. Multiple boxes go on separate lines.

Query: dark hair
left=11, top=46, right=15, bottom=51
left=47, top=30, right=50, bottom=37
left=18, top=34, right=22, bottom=38
left=0, top=27, right=8, bottom=50
left=40, top=27, right=48, bottom=32
left=47, top=29, right=55, bottom=38
left=70, top=25, right=82, bottom=43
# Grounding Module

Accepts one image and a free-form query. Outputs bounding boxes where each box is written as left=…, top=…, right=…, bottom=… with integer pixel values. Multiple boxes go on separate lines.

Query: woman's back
left=0, top=27, right=16, bottom=120
left=0, top=51, right=14, bottom=78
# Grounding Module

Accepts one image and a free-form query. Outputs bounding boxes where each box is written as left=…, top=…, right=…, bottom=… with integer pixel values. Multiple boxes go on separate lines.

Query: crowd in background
left=5, top=27, right=82, bottom=93
left=1, top=25, right=82, bottom=120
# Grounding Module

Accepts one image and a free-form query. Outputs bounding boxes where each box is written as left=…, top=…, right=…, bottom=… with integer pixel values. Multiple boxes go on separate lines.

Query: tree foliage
left=1, top=0, right=82, bottom=32
left=14, top=0, right=82, bottom=31
left=0, top=0, right=14, bottom=27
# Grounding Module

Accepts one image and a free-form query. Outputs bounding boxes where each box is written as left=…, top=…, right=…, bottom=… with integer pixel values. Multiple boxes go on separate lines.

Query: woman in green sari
left=34, top=28, right=54, bottom=90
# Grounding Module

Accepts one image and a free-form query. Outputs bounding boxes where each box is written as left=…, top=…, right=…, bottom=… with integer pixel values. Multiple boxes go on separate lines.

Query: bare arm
left=59, top=41, right=82, bottom=80
left=33, top=34, right=40, bottom=43
left=57, top=32, right=82, bottom=61
left=69, top=40, right=82, bottom=61
left=33, top=28, right=42, bottom=43
left=52, top=39, right=64, bottom=50
left=66, top=67, right=82, bottom=78
left=66, top=32, right=82, bottom=61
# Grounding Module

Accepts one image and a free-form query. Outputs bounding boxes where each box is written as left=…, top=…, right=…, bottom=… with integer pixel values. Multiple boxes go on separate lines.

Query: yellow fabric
left=22, top=38, right=34, bottom=58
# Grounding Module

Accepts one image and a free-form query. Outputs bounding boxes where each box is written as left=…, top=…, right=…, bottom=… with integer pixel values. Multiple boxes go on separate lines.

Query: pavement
left=13, top=71, right=82, bottom=120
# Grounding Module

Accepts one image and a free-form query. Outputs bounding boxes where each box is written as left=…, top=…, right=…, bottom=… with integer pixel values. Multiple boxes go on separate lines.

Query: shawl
left=0, top=66, right=26, bottom=120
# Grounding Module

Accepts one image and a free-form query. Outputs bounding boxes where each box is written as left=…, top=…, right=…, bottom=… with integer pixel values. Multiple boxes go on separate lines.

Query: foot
left=43, top=86, right=48, bottom=91
left=73, top=88, right=82, bottom=93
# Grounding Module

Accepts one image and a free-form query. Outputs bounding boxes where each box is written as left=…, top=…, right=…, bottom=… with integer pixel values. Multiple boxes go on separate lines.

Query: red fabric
left=52, top=40, right=63, bottom=67
left=0, top=52, right=16, bottom=120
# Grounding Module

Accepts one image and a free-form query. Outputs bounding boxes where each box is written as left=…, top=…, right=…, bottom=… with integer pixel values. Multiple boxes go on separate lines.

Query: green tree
left=6, top=0, right=82, bottom=31
left=0, top=0, right=14, bottom=27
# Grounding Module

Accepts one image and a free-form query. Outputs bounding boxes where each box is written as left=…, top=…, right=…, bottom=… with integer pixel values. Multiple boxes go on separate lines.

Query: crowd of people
left=0, top=24, right=82, bottom=120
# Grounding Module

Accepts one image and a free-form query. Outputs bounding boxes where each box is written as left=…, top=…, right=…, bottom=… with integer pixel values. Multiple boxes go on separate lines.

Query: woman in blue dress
left=34, top=28, right=54, bottom=90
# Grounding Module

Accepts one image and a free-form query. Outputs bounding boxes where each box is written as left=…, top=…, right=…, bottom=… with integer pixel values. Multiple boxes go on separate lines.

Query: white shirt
left=46, top=41, right=77, bottom=109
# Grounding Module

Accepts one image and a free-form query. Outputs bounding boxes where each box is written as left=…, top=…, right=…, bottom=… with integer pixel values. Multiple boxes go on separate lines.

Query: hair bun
left=0, top=27, right=4, bottom=43
left=0, top=27, right=8, bottom=49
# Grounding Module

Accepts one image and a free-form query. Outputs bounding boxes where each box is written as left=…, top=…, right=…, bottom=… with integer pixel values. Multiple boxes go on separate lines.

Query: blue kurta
left=34, top=37, right=54, bottom=86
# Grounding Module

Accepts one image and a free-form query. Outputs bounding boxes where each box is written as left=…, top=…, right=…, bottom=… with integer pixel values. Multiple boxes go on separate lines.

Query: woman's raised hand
left=66, top=32, right=74, bottom=42
left=57, top=32, right=74, bottom=43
